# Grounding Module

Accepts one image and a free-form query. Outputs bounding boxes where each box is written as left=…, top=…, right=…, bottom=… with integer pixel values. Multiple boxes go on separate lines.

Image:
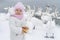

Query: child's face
left=15, top=8, right=23, bottom=15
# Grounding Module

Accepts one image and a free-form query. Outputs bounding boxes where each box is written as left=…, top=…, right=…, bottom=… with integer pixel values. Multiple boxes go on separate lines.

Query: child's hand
left=22, top=26, right=29, bottom=33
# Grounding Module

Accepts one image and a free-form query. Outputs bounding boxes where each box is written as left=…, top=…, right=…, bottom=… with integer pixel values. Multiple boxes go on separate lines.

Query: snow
left=0, top=13, right=60, bottom=40
left=0, top=13, right=10, bottom=40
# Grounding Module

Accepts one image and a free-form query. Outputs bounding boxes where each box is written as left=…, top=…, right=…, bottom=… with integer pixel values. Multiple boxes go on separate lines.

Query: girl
left=10, top=2, right=29, bottom=40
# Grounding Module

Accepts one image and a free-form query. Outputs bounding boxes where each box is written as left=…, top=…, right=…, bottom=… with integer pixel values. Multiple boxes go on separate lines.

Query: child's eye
left=15, top=9, right=19, bottom=11
left=19, top=10, right=22, bottom=12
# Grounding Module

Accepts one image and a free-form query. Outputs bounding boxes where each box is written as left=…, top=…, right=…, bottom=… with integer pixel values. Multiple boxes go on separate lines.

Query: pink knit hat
left=14, top=2, right=25, bottom=12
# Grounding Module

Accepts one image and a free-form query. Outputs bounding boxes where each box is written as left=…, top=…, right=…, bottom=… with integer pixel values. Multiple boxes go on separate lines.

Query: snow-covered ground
left=0, top=13, right=60, bottom=40
left=0, top=13, right=10, bottom=40
left=54, top=25, right=60, bottom=40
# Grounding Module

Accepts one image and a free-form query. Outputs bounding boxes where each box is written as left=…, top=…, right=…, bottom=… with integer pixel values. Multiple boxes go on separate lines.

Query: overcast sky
left=0, top=0, right=60, bottom=12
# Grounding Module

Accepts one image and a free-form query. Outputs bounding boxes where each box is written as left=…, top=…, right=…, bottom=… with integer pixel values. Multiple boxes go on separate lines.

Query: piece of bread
left=22, top=26, right=29, bottom=33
